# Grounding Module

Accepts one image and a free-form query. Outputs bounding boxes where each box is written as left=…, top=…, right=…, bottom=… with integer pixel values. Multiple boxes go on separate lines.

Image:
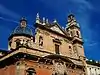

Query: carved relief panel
left=53, top=60, right=67, bottom=75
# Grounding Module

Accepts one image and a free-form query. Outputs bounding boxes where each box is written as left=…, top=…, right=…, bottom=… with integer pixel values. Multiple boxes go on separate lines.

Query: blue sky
left=0, top=0, right=100, bottom=60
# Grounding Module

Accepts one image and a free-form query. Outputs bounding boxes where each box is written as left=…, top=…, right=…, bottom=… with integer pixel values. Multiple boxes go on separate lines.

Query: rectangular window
left=55, top=44, right=60, bottom=54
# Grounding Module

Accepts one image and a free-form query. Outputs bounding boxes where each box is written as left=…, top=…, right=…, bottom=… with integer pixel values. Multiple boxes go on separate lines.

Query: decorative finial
left=62, top=26, right=64, bottom=29
left=42, top=17, right=46, bottom=25
left=53, top=19, right=57, bottom=23
left=20, top=17, right=27, bottom=28
left=46, top=19, right=49, bottom=24
left=36, top=13, right=40, bottom=24
left=96, top=61, right=98, bottom=63
left=20, top=17, right=27, bottom=22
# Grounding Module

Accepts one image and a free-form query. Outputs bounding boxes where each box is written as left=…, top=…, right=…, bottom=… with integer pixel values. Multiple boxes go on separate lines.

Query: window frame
left=39, top=36, right=43, bottom=47
left=26, top=68, right=36, bottom=75
left=55, top=44, right=60, bottom=54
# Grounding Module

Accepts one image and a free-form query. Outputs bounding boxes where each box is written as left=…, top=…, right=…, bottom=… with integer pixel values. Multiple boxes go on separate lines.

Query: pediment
left=50, top=25, right=65, bottom=35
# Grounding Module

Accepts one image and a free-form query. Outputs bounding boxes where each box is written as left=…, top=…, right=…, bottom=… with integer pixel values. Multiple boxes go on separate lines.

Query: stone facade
left=0, top=14, right=87, bottom=75
left=86, top=59, right=100, bottom=75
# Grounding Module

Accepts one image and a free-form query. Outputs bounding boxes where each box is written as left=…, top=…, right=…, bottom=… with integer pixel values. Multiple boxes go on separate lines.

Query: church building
left=0, top=13, right=87, bottom=75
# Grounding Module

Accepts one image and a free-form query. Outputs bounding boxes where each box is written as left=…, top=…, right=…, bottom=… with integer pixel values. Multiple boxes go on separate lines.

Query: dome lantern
left=20, top=17, right=27, bottom=28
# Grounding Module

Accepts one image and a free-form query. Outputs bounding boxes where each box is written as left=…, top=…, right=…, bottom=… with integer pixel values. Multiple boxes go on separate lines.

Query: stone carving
left=53, top=61, right=68, bottom=75
left=15, top=39, right=31, bottom=48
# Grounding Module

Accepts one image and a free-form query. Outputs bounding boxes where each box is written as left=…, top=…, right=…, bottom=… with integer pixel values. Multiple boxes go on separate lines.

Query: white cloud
left=0, top=16, right=18, bottom=23
left=84, top=39, right=98, bottom=47
left=70, top=0, right=93, bottom=10
left=88, top=42, right=97, bottom=46
left=0, top=4, right=20, bottom=19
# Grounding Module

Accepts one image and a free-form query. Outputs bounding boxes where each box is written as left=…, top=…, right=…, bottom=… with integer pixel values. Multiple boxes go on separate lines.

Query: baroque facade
left=0, top=13, right=87, bottom=75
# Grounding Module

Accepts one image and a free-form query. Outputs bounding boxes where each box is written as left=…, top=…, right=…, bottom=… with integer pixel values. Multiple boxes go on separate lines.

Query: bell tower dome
left=8, top=17, right=34, bottom=50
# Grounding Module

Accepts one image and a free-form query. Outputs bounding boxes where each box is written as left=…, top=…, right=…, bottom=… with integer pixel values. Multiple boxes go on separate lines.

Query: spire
left=20, top=17, right=27, bottom=28
left=36, top=13, right=40, bottom=24
left=42, top=17, right=46, bottom=25
left=66, top=14, right=80, bottom=28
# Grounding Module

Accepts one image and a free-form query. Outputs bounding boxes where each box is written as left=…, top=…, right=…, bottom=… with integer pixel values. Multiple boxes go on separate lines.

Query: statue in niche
left=39, top=36, right=43, bottom=46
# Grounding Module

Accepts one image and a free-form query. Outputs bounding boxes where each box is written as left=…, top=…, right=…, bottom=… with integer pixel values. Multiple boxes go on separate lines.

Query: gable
left=50, top=25, right=65, bottom=35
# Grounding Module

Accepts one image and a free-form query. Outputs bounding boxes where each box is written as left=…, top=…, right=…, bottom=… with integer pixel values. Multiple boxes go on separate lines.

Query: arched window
left=69, top=45, right=72, bottom=55
left=55, top=44, right=60, bottom=54
left=26, top=68, right=36, bottom=75
left=25, top=40, right=30, bottom=47
left=64, top=72, right=67, bottom=75
left=15, top=39, right=21, bottom=48
left=76, top=31, right=79, bottom=38
left=55, top=73, right=57, bottom=75
left=69, top=46, right=71, bottom=49
left=70, top=31, right=73, bottom=37
left=39, top=36, right=43, bottom=46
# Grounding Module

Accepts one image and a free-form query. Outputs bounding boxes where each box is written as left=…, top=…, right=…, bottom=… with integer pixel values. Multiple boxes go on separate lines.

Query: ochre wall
left=35, top=28, right=77, bottom=58
left=0, top=64, right=16, bottom=75
left=0, top=59, right=84, bottom=75
left=25, top=60, right=53, bottom=75
left=24, top=59, right=84, bottom=75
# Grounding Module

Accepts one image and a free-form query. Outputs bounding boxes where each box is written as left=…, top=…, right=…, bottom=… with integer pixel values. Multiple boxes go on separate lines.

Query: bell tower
left=66, top=14, right=85, bottom=59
